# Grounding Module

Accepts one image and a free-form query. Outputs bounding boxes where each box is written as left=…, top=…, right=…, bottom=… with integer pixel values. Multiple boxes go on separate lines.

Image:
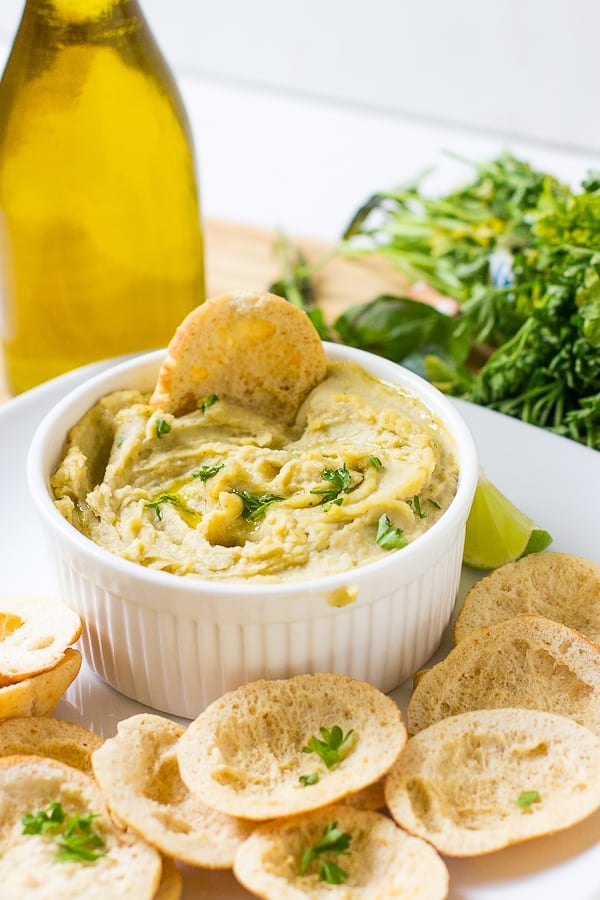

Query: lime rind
left=521, top=528, right=553, bottom=557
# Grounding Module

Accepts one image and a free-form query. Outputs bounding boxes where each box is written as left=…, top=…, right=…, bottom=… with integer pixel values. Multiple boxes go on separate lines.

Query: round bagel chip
left=154, top=855, right=182, bottom=900
left=341, top=777, right=387, bottom=812
left=0, top=754, right=162, bottom=898
left=0, top=648, right=82, bottom=721
left=407, top=614, right=600, bottom=736
left=91, top=713, right=254, bottom=868
left=176, top=673, right=407, bottom=821
left=233, top=804, right=449, bottom=899
left=0, top=716, right=102, bottom=774
left=385, top=708, right=600, bottom=857
left=454, top=551, right=600, bottom=645
left=149, top=290, right=327, bottom=423
left=0, top=594, right=81, bottom=685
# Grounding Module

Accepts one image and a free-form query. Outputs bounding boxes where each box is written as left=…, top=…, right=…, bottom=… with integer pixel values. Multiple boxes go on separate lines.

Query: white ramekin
left=27, top=344, right=478, bottom=719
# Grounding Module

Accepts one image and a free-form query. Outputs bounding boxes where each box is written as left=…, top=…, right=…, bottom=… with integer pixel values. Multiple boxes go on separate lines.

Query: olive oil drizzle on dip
left=51, top=361, right=458, bottom=583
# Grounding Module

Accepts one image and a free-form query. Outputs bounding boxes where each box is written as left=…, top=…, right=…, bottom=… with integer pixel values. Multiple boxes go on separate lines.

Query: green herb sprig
left=299, top=820, right=351, bottom=884
left=144, top=493, right=179, bottom=521
left=22, top=801, right=106, bottom=863
left=517, top=790, right=541, bottom=809
left=376, top=513, right=408, bottom=549
left=299, top=773, right=320, bottom=787
left=269, top=232, right=332, bottom=340
left=311, top=464, right=353, bottom=505
left=192, top=463, right=225, bottom=482
left=198, top=394, right=219, bottom=413
left=408, top=495, right=427, bottom=518
left=154, top=417, right=171, bottom=438
left=233, top=489, right=284, bottom=522
left=302, top=725, right=357, bottom=769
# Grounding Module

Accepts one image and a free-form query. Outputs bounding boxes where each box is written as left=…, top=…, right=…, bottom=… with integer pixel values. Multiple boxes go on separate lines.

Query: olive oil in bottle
left=0, top=0, right=205, bottom=393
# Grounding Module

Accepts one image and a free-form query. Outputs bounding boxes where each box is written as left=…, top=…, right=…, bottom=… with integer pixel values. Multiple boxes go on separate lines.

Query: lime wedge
left=463, top=473, right=552, bottom=570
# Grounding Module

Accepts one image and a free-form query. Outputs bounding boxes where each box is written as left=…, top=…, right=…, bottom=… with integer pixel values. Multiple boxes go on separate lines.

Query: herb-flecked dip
left=51, top=361, right=459, bottom=582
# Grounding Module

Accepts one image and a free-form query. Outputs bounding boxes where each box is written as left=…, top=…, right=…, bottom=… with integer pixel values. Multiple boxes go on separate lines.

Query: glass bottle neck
left=22, top=0, right=144, bottom=28
left=12, top=0, right=151, bottom=54
left=21, top=0, right=144, bottom=26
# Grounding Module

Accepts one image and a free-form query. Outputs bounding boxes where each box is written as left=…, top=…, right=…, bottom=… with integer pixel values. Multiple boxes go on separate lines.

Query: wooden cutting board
left=0, top=217, right=412, bottom=404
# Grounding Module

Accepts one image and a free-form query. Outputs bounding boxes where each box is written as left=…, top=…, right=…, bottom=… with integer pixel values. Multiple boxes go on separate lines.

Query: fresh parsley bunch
left=272, top=153, right=600, bottom=450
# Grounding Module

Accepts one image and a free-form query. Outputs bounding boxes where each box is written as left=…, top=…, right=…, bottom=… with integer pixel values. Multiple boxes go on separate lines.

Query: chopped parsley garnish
left=368, top=455, right=383, bottom=470
left=299, top=773, right=320, bottom=787
left=299, top=820, right=351, bottom=884
left=376, top=513, right=408, bottom=549
left=192, top=463, right=225, bottom=482
left=22, top=801, right=106, bottom=863
left=408, top=495, right=427, bottom=518
left=233, top=489, right=284, bottom=522
left=311, top=464, right=353, bottom=505
left=198, top=394, right=219, bottom=413
left=144, top=493, right=179, bottom=521
left=302, top=725, right=357, bottom=769
left=322, top=497, right=344, bottom=512
left=517, top=790, right=541, bottom=809
left=22, top=800, right=64, bottom=834
left=154, top=417, right=171, bottom=438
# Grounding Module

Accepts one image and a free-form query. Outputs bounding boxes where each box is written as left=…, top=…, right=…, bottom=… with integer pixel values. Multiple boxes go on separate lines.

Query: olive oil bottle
left=0, top=0, right=205, bottom=393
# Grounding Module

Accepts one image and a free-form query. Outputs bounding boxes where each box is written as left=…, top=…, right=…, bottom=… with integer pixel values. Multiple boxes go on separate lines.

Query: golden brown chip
left=92, top=713, right=254, bottom=868
left=177, top=673, right=407, bottom=821
left=454, top=551, right=600, bottom=644
left=154, top=855, right=182, bottom=900
left=0, top=648, right=81, bottom=721
left=233, top=804, right=449, bottom=899
left=0, top=715, right=102, bottom=774
left=0, top=754, right=162, bottom=897
left=150, top=290, right=327, bottom=423
left=407, top=615, right=600, bottom=735
left=385, top=708, right=600, bottom=857
left=341, top=777, right=387, bottom=812
left=0, top=594, right=81, bottom=685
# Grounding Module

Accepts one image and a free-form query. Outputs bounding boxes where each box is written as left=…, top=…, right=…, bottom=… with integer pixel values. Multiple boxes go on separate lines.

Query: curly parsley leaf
left=22, top=800, right=65, bottom=834
left=144, top=494, right=179, bottom=521
left=154, top=417, right=171, bottom=438
left=376, top=513, right=408, bottom=549
left=302, top=725, right=357, bottom=769
left=192, top=463, right=225, bottom=481
left=233, top=489, right=284, bottom=522
left=299, top=821, right=352, bottom=883
left=311, top=464, right=353, bottom=505
left=22, top=802, right=106, bottom=863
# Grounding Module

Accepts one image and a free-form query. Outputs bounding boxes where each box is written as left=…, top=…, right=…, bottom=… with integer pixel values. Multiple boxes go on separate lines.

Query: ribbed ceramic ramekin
left=27, top=344, right=478, bottom=719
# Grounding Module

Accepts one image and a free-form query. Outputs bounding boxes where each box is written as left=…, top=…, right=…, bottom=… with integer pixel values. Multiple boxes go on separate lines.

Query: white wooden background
left=1, top=0, right=599, bottom=239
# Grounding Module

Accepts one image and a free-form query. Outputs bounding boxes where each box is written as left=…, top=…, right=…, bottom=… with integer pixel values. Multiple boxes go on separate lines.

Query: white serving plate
left=2, top=359, right=599, bottom=900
